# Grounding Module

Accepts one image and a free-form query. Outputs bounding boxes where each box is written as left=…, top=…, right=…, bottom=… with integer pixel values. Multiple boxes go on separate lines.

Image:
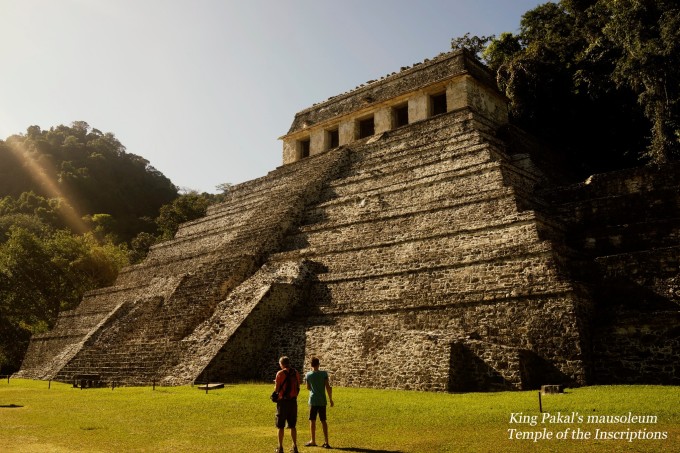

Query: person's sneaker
left=305, top=441, right=317, bottom=446
left=275, top=448, right=283, bottom=453
left=291, top=447, right=299, bottom=453
left=322, top=443, right=331, bottom=449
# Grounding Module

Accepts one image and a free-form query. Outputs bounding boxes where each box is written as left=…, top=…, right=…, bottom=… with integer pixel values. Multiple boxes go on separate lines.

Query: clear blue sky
left=1, top=0, right=548, bottom=193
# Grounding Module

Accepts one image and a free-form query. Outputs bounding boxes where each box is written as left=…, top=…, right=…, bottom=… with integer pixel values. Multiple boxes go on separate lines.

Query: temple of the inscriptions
left=16, top=49, right=679, bottom=390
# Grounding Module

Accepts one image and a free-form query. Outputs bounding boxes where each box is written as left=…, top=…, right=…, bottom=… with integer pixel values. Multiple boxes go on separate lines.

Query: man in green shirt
left=304, top=357, right=334, bottom=449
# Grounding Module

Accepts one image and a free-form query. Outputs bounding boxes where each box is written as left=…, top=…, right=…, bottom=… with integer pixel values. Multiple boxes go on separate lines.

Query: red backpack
left=277, top=368, right=299, bottom=400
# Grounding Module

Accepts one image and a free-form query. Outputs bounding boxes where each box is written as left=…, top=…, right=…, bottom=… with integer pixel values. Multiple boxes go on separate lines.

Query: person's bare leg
left=291, top=427, right=298, bottom=448
left=278, top=427, right=284, bottom=450
left=321, top=420, right=329, bottom=445
left=309, top=420, right=317, bottom=444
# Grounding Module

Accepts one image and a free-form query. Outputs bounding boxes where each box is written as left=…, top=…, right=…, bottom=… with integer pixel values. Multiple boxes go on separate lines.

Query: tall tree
left=483, top=0, right=678, bottom=174
left=596, top=0, right=680, bottom=163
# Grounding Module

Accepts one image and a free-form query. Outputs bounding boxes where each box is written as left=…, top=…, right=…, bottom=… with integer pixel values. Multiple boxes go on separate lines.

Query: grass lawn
left=1, top=379, right=678, bottom=452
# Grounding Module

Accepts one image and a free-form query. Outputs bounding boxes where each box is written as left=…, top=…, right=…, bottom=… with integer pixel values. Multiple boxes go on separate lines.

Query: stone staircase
left=17, top=147, right=349, bottom=385
left=14, top=277, right=180, bottom=381
left=162, top=259, right=310, bottom=386
left=265, top=107, right=590, bottom=391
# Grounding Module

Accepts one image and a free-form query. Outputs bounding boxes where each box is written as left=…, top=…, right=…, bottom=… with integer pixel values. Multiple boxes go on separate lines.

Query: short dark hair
left=311, top=357, right=320, bottom=367
left=279, top=356, right=290, bottom=367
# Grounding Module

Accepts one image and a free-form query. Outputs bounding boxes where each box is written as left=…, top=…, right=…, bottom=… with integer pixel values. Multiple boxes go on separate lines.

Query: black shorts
left=309, top=405, right=327, bottom=422
left=276, top=399, right=298, bottom=429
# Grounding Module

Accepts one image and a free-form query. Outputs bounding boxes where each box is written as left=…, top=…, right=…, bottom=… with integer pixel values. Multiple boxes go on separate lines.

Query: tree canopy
left=0, top=119, right=231, bottom=373
left=481, top=0, right=679, bottom=174
left=0, top=122, right=182, bottom=373
left=0, top=122, right=178, bottom=242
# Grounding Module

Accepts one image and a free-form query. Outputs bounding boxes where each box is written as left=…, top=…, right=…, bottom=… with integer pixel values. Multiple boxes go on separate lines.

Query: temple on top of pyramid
left=281, top=50, right=507, bottom=164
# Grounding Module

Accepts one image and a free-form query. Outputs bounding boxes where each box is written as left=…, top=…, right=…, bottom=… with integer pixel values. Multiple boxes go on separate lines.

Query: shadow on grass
left=0, top=404, right=23, bottom=408
left=333, top=448, right=403, bottom=453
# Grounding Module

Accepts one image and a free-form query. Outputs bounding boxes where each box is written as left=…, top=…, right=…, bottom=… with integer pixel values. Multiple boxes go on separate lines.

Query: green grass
left=1, top=379, right=679, bottom=452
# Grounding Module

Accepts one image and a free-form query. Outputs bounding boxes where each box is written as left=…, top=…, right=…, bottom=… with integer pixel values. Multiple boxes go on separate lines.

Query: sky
left=0, top=0, right=549, bottom=193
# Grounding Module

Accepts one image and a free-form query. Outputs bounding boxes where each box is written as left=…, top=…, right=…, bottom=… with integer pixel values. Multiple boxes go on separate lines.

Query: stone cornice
left=282, top=49, right=499, bottom=138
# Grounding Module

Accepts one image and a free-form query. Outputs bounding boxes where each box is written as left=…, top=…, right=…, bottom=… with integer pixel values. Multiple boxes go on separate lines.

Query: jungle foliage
left=0, top=121, right=178, bottom=241
left=479, top=0, right=679, bottom=174
left=0, top=122, right=224, bottom=373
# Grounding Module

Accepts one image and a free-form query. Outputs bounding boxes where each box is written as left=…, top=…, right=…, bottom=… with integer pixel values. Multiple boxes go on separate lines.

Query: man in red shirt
left=274, top=356, right=302, bottom=453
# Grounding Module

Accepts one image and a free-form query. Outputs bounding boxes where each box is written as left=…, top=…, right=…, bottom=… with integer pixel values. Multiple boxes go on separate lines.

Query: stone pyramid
left=17, top=50, right=679, bottom=390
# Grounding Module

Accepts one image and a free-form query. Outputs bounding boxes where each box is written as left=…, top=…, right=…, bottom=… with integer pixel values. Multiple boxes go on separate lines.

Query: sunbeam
left=5, top=138, right=90, bottom=234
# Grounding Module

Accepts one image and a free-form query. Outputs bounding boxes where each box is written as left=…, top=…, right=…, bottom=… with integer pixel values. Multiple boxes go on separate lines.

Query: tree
left=83, top=213, right=117, bottom=241
left=215, top=182, right=233, bottom=195
left=0, top=192, right=66, bottom=229
left=1, top=122, right=179, bottom=242
left=128, top=231, right=158, bottom=264
left=155, top=192, right=213, bottom=241
left=482, top=32, right=522, bottom=72
left=596, top=0, right=680, bottom=163
left=451, top=33, right=494, bottom=58
left=482, top=0, right=677, bottom=175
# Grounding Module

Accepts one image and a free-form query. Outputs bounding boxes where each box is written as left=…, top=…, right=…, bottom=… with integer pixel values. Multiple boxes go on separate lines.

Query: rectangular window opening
left=430, top=92, right=447, bottom=116
left=358, top=116, right=375, bottom=139
left=393, top=104, right=409, bottom=128
left=327, top=129, right=339, bottom=149
left=299, top=139, right=310, bottom=159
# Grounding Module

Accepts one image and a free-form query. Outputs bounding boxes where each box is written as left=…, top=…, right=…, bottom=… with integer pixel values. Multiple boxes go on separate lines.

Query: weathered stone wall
left=260, top=107, right=591, bottom=390
left=450, top=341, right=525, bottom=392
left=592, top=311, right=680, bottom=384
left=543, top=163, right=680, bottom=385
left=260, top=291, right=590, bottom=392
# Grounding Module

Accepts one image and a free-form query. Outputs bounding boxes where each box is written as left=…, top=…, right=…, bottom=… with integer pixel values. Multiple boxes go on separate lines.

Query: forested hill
left=0, top=121, right=222, bottom=374
left=0, top=121, right=178, bottom=242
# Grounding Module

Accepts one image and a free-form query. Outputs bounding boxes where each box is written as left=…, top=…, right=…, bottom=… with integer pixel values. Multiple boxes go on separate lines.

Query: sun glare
left=7, top=139, right=90, bottom=234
